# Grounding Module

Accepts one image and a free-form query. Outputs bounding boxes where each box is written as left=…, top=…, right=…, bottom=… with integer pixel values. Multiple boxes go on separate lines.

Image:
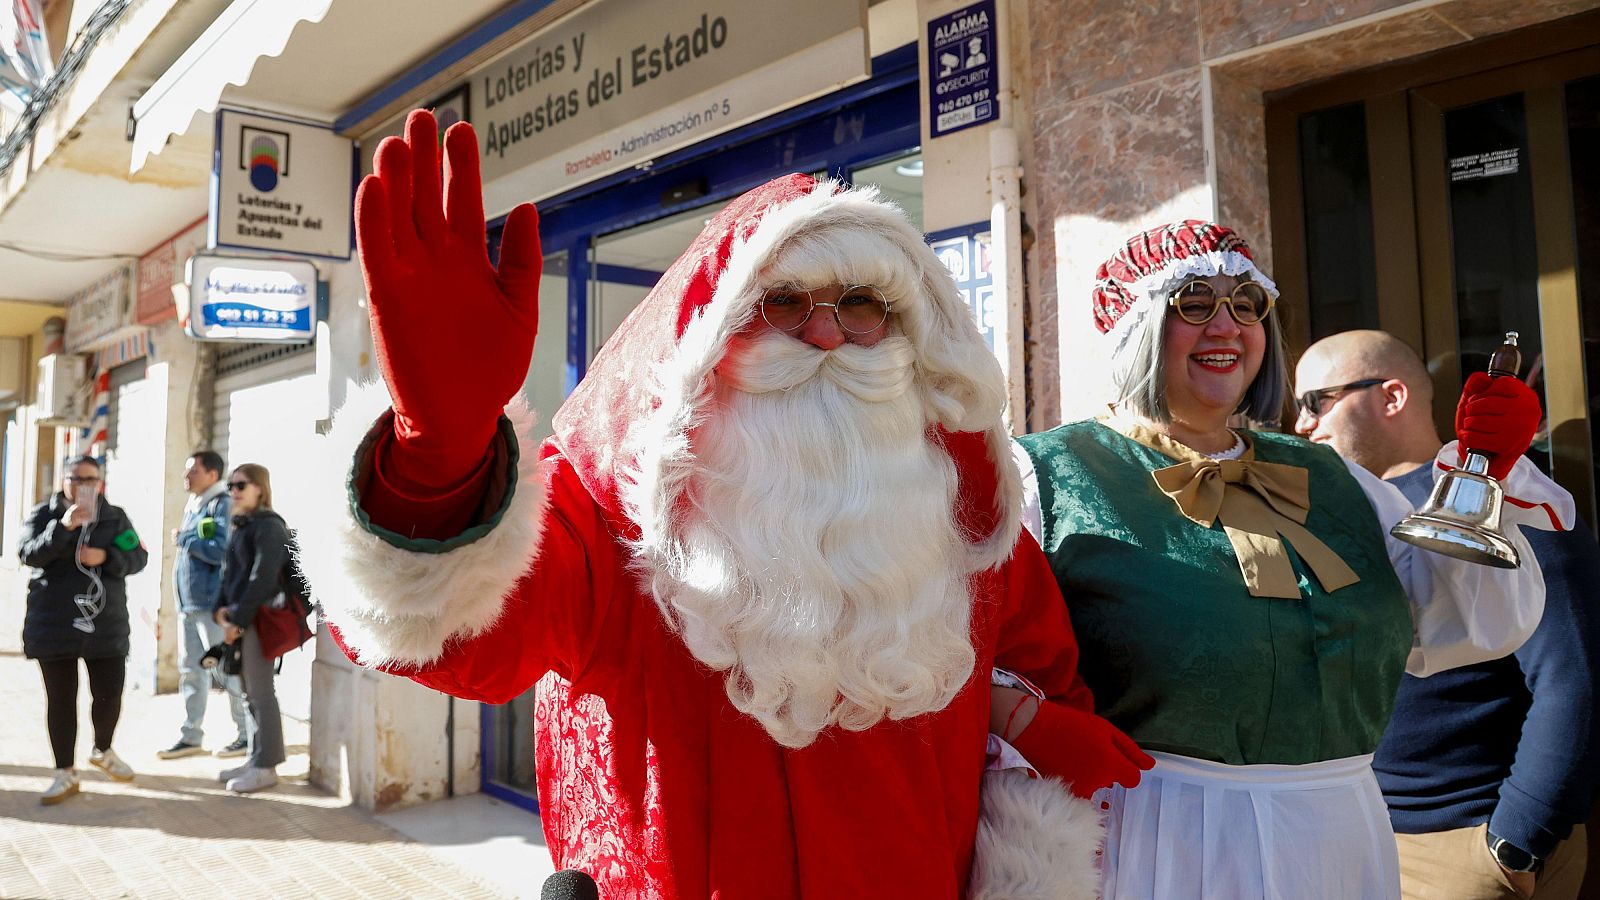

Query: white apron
left=1100, top=752, right=1400, bottom=900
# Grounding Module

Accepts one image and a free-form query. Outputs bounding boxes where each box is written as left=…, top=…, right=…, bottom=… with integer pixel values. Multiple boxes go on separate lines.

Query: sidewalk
left=0, top=642, right=519, bottom=900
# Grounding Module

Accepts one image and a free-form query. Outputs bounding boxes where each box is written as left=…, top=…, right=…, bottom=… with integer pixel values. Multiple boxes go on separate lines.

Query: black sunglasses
left=226, top=480, right=253, bottom=492
left=1296, top=378, right=1387, bottom=419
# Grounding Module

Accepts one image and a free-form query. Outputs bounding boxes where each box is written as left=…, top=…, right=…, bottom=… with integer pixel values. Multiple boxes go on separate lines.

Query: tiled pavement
left=0, top=646, right=511, bottom=900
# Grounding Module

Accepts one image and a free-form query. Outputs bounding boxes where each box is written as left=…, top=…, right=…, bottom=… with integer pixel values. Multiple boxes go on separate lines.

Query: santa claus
left=301, top=109, right=1149, bottom=898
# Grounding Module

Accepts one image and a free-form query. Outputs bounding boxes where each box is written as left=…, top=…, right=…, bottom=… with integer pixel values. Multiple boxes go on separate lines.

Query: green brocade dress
left=1016, top=420, right=1415, bottom=766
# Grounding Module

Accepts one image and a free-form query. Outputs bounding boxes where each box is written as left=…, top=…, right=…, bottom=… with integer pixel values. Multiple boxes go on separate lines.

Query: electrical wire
left=0, top=1, right=135, bottom=182
left=0, top=240, right=138, bottom=263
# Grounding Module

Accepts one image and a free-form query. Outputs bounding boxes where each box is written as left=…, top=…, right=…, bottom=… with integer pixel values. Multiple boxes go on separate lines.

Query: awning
left=128, top=0, right=334, bottom=174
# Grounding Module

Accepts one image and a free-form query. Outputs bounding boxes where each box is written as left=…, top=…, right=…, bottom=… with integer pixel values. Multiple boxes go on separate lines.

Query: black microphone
left=541, top=869, right=599, bottom=900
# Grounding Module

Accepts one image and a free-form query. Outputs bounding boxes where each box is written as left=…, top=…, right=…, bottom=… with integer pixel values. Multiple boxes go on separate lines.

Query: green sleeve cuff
left=347, top=411, right=522, bottom=554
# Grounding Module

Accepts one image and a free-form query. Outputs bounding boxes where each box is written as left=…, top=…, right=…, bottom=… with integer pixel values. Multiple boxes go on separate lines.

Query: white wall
left=105, top=360, right=166, bottom=692
left=309, top=253, right=483, bottom=810
left=100, top=318, right=201, bottom=694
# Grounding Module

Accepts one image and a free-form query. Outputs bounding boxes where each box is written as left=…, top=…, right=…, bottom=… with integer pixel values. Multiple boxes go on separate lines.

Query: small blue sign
left=186, top=253, right=317, bottom=344
left=928, top=0, right=997, bottom=138
left=200, top=301, right=311, bottom=330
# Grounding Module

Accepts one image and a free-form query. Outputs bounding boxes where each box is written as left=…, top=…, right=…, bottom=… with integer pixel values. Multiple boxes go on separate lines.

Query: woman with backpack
left=214, top=463, right=290, bottom=794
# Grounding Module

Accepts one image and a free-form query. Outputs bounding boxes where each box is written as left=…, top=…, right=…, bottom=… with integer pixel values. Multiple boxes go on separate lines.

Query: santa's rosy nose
left=796, top=310, right=848, bottom=351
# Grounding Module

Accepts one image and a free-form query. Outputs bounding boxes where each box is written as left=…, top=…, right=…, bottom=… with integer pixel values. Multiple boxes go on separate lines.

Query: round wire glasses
left=1167, top=279, right=1275, bottom=326
left=759, top=285, right=893, bottom=334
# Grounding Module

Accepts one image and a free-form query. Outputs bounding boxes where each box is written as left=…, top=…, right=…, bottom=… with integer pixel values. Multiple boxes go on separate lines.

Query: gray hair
left=1114, top=302, right=1290, bottom=427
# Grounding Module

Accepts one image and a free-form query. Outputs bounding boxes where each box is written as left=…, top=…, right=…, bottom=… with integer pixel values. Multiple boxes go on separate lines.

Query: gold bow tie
left=1108, top=419, right=1360, bottom=600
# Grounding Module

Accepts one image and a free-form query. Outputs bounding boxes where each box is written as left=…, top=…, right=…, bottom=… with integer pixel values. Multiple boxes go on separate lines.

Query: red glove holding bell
left=1008, top=697, right=1155, bottom=799
left=355, top=109, right=544, bottom=496
left=1455, top=372, right=1542, bottom=481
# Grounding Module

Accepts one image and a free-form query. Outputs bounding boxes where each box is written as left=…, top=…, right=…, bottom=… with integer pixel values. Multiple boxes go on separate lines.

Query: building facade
left=1, top=0, right=1595, bottom=872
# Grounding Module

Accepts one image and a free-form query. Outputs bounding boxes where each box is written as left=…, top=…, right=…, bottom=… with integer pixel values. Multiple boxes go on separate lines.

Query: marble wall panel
left=1199, top=0, right=1412, bottom=59
left=1033, top=70, right=1208, bottom=226
left=1030, top=69, right=1213, bottom=423
left=1211, top=10, right=1465, bottom=93
left=1436, top=0, right=1599, bottom=40
left=1209, top=70, right=1272, bottom=275
left=1029, top=0, right=1200, bottom=107
left=1024, top=232, right=1060, bottom=431
left=1028, top=156, right=1064, bottom=425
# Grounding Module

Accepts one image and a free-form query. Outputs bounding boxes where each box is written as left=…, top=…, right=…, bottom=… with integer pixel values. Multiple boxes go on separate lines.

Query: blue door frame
left=479, top=42, right=920, bottom=814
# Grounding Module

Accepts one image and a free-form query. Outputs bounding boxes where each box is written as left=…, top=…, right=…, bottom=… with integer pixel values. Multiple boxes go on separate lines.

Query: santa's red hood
left=549, top=173, right=1020, bottom=569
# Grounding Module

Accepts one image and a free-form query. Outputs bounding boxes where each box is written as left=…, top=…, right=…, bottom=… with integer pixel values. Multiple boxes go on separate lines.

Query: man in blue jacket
left=1296, top=330, right=1599, bottom=899
left=157, top=450, right=249, bottom=760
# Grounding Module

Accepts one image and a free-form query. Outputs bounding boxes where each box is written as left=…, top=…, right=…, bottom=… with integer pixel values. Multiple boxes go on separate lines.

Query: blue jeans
left=178, top=608, right=249, bottom=746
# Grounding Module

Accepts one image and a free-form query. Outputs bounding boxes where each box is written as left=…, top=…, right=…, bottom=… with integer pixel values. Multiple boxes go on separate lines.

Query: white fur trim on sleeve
left=295, top=380, right=549, bottom=668
left=971, top=769, right=1105, bottom=900
left=1435, top=440, right=1575, bottom=531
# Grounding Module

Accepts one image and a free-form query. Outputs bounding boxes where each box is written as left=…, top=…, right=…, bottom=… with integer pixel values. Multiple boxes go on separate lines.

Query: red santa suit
left=303, top=171, right=1108, bottom=898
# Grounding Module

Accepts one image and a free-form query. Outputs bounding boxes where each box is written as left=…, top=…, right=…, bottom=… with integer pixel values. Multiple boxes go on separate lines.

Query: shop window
left=488, top=689, right=538, bottom=799
left=850, top=150, right=924, bottom=231
left=1298, top=103, right=1379, bottom=339
left=524, top=252, right=571, bottom=442
left=589, top=200, right=731, bottom=358
left=1443, top=93, right=1550, bottom=473
left=1568, top=74, right=1600, bottom=516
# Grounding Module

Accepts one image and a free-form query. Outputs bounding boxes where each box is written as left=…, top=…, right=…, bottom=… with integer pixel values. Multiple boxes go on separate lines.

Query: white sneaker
left=88, top=748, right=134, bottom=782
left=40, top=768, right=79, bottom=806
left=218, top=762, right=252, bottom=783
left=226, top=767, right=278, bottom=794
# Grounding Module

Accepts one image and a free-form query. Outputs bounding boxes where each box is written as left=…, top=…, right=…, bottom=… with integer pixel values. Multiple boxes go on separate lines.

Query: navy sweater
left=1374, top=464, right=1600, bottom=857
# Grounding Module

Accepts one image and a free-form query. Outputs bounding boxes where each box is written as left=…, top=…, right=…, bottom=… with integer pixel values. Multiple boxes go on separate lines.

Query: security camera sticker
left=927, top=0, right=997, bottom=138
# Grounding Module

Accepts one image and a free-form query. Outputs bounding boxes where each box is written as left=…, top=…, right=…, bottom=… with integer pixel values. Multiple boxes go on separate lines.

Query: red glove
left=1455, top=372, right=1541, bottom=480
left=355, top=109, right=543, bottom=494
left=1008, top=698, right=1154, bottom=799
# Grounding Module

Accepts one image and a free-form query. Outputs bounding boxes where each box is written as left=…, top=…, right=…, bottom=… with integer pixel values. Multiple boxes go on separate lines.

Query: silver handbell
left=1390, top=331, right=1524, bottom=569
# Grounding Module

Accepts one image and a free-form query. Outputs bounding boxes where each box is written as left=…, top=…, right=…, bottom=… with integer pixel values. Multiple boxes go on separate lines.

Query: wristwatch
left=1486, top=830, right=1543, bottom=875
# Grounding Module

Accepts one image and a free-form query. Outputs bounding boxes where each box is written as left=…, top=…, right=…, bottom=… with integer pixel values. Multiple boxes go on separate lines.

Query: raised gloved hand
left=1008, top=698, right=1154, bottom=799
left=1455, top=372, right=1541, bottom=480
left=355, top=109, right=543, bottom=493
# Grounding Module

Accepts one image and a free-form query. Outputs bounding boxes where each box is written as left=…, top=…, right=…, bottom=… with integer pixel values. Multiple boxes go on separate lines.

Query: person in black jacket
left=214, top=463, right=290, bottom=794
left=20, top=455, right=149, bottom=805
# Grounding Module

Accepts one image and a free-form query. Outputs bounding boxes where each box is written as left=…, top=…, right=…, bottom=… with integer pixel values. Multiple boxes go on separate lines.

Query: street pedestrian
left=214, top=463, right=290, bottom=794
left=1296, top=329, right=1600, bottom=900
left=158, top=450, right=250, bottom=761
left=20, top=455, right=149, bottom=805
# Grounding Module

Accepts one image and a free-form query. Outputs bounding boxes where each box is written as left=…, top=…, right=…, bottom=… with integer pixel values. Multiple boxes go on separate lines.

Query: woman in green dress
left=1002, top=221, right=1570, bottom=899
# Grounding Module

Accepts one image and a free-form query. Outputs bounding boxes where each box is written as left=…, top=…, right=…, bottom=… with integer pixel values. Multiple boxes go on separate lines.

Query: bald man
left=1296, top=330, right=1600, bottom=900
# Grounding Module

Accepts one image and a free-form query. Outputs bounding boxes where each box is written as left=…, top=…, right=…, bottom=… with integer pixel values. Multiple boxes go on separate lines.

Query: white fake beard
left=651, top=331, right=978, bottom=749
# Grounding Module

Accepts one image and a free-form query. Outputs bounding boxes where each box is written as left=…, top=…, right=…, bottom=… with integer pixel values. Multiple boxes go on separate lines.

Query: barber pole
left=82, top=369, right=110, bottom=459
